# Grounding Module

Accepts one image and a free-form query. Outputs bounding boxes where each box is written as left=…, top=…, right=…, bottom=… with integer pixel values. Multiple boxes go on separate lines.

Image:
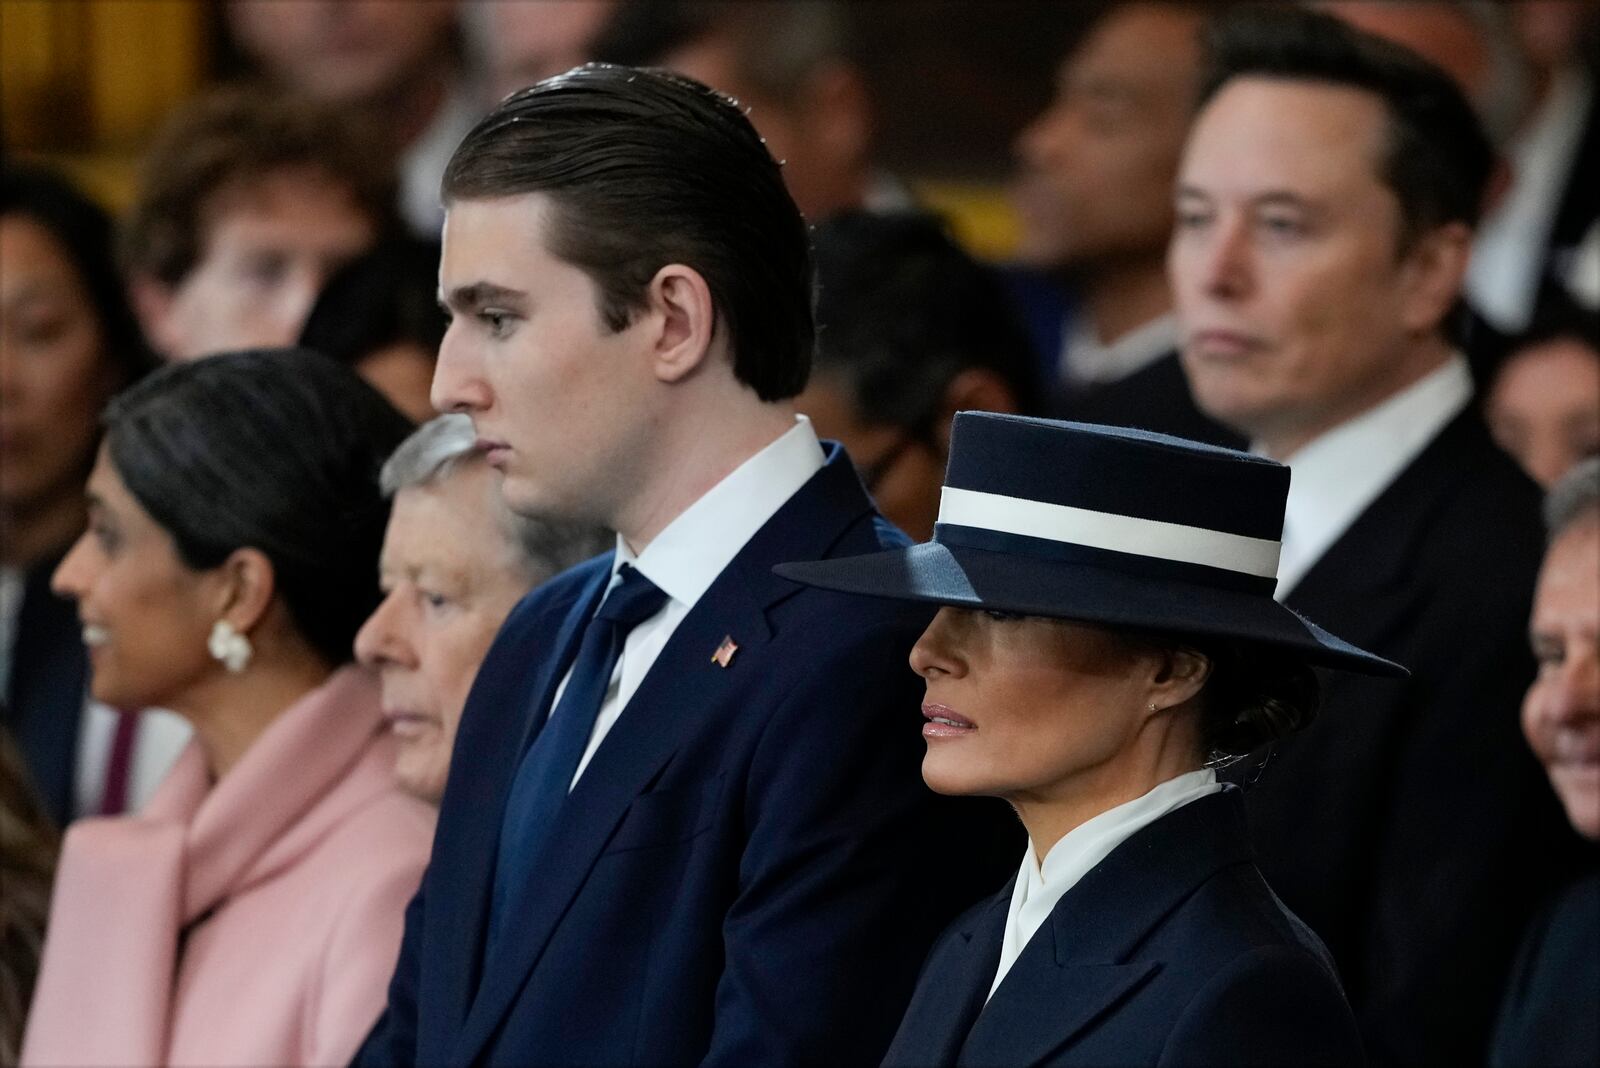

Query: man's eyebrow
left=442, top=282, right=527, bottom=312
left=1174, top=185, right=1315, bottom=211
left=1246, top=191, right=1315, bottom=211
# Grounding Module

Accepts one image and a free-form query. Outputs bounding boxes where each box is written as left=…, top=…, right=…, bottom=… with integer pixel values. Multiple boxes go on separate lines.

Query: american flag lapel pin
left=711, top=635, right=739, bottom=668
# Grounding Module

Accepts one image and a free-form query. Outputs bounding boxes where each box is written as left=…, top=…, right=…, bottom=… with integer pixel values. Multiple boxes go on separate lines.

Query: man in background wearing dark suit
left=1168, top=8, right=1587, bottom=1063
left=1006, top=1, right=1239, bottom=447
left=355, top=64, right=1014, bottom=1068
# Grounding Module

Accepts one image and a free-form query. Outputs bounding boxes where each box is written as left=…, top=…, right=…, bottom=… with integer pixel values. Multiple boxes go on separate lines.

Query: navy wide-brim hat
left=777, top=413, right=1405, bottom=678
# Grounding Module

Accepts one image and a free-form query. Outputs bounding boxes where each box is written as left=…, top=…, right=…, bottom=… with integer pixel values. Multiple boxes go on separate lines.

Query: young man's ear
left=646, top=263, right=718, bottom=384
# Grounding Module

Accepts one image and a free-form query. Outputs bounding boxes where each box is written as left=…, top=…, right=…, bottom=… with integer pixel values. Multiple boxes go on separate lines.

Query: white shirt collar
left=1268, top=355, right=1474, bottom=599
left=612, top=416, right=825, bottom=609
left=1060, top=313, right=1178, bottom=386
left=988, top=768, right=1222, bottom=1000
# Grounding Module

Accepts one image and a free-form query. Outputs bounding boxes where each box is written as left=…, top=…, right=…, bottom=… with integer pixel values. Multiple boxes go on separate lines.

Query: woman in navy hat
left=777, top=412, right=1403, bottom=1067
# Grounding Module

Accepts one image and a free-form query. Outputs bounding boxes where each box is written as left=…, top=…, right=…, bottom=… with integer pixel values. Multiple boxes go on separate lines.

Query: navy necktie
left=488, top=564, right=669, bottom=944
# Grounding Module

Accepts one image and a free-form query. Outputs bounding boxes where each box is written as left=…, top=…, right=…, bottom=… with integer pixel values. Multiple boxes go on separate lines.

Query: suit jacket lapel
left=453, top=453, right=875, bottom=1062
left=885, top=892, right=1008, bottom=1068
left=958, top=791, right=1252, bottom=1068
left=423, top=563, right=611, bottom=1045
left=960, top=948, right=1158, bottom=1068
left=1282, top=410, right=1484, bottom=647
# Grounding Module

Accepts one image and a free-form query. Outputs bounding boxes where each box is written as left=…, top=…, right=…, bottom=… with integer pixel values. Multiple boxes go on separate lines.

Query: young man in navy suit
left=354, top=64, right=1015, bottom=1067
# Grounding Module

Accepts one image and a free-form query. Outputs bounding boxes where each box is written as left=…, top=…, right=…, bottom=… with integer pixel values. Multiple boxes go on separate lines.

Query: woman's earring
left=208, top=620, right=253, bottom=674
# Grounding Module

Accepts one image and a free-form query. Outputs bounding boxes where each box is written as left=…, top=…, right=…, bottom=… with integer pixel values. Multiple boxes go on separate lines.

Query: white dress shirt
left=1269, top=356, right=1474, bottom=599
left=555, top=416, right=827, bottom=787
left=398, top=80, right=482, bottom=239
left=1059, top=314, right=1178, bottom=387
left=988, top=768, right=1222, bottom=999
left=1468, top=69, right=1596, bottom=332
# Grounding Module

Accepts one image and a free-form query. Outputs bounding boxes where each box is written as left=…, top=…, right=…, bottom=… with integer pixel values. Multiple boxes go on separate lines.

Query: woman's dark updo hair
left=101, top=349, right=411, bottom=667
left=1191, top=639, right=1322, bottom=763
left=1125, top=628, right=1323, bottom=763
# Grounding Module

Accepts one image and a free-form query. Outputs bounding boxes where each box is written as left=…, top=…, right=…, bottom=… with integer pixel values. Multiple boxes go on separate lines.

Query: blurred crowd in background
left=2, top=2, right=1598, bottom=1066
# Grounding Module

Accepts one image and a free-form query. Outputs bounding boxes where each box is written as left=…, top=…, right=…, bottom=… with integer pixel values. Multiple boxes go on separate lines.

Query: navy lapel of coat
left=957, top=791, right=1252, bottom=1067
left=421, top=560, right=612, bottom=1044
left=452, top=450, right=876, bottom=1062
left=884, top=890, right=1010, bottom=1068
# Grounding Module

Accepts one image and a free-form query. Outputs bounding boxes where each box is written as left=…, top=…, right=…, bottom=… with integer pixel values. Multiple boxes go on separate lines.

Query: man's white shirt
left=1267, top=355, right=1473, bottom=599
left=1468, top=68, right=1596, bottom=332
left=1059, top=314, right=1179, bottom=388
left=552, top=416, right=827, bottom=788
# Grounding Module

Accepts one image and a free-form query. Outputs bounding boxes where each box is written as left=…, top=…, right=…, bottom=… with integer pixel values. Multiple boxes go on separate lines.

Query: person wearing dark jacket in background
left=1168, top=9, right=1588, bottom=1061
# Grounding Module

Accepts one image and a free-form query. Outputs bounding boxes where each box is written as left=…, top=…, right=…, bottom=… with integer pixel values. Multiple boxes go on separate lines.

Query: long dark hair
left=0, top=164, right=156, bottom=388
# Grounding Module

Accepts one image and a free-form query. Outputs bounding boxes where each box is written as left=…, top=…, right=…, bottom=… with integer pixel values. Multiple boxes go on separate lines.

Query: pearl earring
left=208, top=620, right=253, bottom=674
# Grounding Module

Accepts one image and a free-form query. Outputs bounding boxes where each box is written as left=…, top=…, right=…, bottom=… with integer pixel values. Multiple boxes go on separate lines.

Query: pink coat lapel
left=22, top=667, right=385, bottom=1066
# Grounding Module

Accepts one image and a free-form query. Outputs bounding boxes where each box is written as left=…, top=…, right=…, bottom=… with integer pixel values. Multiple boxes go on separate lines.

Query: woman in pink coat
left=22, top=350, right=434, bottom=1067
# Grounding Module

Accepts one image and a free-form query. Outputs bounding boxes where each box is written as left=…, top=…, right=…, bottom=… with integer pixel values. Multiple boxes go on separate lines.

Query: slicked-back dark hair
left=103, top=349, right=412, bottom=667
left=1199, top=4, right=1494, bottom=250
left=442, top=63, right=814, bottom=402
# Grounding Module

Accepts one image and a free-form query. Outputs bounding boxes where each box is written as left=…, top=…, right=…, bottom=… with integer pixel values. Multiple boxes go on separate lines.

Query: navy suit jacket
left=356, top=447, right=1020, bottom=1067
left=884, top=789, right=1364, bottom=1068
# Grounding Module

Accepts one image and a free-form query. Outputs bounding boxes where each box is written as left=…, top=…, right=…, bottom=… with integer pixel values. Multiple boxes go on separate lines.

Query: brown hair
left=121, top=88, right=397, bottom=286
left=443, top=65, right=814, bottom=402
left=0, top=728, right=58, bottom=1065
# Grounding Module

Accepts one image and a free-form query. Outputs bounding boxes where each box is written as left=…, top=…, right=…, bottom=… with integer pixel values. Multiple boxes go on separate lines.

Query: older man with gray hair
left=1491, top=456, right=1600, bottom=1067
left=356, top=414, right=608, bottom=804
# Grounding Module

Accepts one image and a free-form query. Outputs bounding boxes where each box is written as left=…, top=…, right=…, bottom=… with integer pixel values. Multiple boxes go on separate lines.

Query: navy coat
left=884, top=789, right=1364, bottom=1068
left=356, top=448, right=1019, bottom=1067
